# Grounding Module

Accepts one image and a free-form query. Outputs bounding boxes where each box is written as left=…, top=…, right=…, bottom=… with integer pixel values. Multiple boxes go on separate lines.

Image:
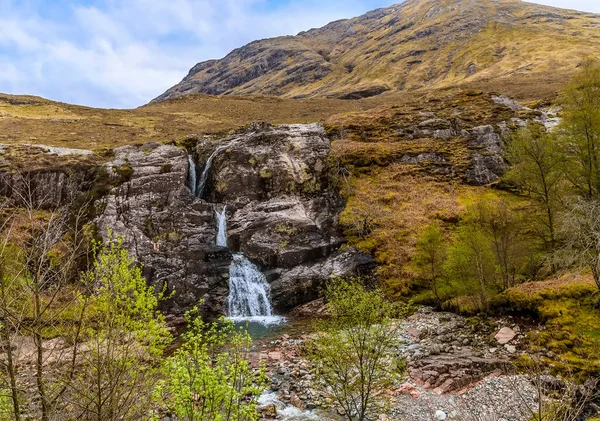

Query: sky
left=0, top=0, right=599, bottom=109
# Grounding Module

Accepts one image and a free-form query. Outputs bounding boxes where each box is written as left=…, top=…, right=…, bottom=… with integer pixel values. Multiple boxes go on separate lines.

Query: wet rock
left=97, top=143, right=230, bottom=318
left=259, top=404, right=277, bottom=418
left=97, top=124, right=374, bottom=317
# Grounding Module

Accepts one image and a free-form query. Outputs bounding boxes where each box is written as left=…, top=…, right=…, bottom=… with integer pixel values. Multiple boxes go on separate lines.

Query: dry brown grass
left=338, top=166, right=476, bottom=296
left=162, top=0, right=600, bottom=103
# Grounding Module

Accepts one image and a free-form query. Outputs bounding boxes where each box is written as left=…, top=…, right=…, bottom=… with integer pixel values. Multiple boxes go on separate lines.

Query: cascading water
left=215, top=206, right=227, bottom=247
left=197, top=142, right=234, bottom=198
left=187, top=155, right=197, bottom=196
left=214, top=206, right=283, bottom=325
left=228, top=254, right=275, bottom=319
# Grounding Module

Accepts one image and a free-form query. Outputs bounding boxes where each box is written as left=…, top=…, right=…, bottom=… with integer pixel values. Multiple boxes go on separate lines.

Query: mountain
left=153, top=0, right=600, bottom=103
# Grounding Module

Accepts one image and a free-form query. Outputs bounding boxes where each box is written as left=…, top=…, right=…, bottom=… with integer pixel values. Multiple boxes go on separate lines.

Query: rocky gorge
left=94, top=122, right=374, bottom=318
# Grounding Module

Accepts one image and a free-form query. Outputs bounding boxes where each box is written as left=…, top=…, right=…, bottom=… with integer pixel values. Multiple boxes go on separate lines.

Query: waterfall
left=228, top=254, right=275, bottom=319
left=197, top=142, right=233, bottom=198
left=215, top=206, right=227, bottom=247
left=187, top=155, right=197, bottom=196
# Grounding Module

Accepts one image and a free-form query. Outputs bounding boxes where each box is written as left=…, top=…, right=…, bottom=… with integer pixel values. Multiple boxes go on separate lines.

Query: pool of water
left=230, top=315, right=316, bottom=342
left=230, top=316, right=287, bottom=341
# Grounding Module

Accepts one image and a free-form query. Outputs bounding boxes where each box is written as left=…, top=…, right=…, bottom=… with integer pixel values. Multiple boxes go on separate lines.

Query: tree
left=559, top=198, right=600, bottom=291
left=505, top=124, right=565, bottom=250
left=307, top=278, right=402, bottom=421
left=152, top=309, right=267, bottom=421
left=67, top=235, right=172, bottom=420
left=560, top=58, right=600, bottom=199
left=469, top=198, right=533, bottom=290
left=412, top=223, right=447, bottom=304
left=0, top=172, right=92, bottom=421
left=444, top=223, right=499, bottom=313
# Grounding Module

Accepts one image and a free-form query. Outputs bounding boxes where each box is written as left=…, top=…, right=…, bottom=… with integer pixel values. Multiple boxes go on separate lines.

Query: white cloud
left=1, top=0, right=596, bottom=108
left=527, top=1, right=600, bottom=13
left=0, top=0, right=391, bottom=108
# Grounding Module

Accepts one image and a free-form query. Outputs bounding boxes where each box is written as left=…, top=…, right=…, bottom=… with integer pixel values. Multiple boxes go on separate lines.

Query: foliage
left=412, top=223, right=447, bottom=305
left=152, top=310, right=267, bottom=421
left=0, top=174, right=93, bottom=421
left=505, top=123, right=565, bottom=250
left=467, top=197, right=538, bottom=289
left=307, top=278, right=402, bottom=421
left=559, top=58, right=600, bottom=199
left=67, top=234, right=171, bottom=420
left=558, top=198, right=600, bottom=291
left=444, top=222, right=499, bottom=313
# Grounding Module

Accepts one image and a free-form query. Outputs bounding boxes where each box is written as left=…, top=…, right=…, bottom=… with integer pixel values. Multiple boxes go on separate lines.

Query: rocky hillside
left=95, top=124, right=373, bottom=317
left=154, top=0, right=600, bottom=102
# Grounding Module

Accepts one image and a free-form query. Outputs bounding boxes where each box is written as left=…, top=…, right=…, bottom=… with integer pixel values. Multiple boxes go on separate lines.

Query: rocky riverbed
left=253, top=306, right=545, bottom=421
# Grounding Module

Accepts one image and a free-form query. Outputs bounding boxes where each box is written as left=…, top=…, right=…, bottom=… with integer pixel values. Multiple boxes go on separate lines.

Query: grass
left=495, top=273, right=600, bottom=377
left=327, top=90, right=537, bottom=297
left=166, top=0, right=600, bottom=103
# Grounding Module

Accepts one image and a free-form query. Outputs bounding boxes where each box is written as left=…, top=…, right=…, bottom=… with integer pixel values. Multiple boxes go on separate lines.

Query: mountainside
left=154, top=0, right=600, bottom=102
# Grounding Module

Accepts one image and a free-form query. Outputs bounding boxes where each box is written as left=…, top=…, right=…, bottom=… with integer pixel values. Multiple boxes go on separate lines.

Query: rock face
left=97, top=124, right=371, bottom=317
left=97, top=143, right=231, bottom=317
left=153, top=0, right=600, bottom=102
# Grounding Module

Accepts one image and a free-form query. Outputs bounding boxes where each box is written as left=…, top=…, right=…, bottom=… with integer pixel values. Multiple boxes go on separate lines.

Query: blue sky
left=0, top=0, right=598, bottom=109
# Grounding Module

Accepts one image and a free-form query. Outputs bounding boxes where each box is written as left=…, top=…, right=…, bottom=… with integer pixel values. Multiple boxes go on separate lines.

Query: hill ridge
left=153, top=0, right=600, bottom=102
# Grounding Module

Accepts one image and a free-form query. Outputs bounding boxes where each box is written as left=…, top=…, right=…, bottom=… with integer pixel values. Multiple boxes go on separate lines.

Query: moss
left=144, top=216, right=154, bottom=237
left=259, top=168, right=272, bottom=178
left=113, top=165, right=134, bottom=182
left=275, top=223, right=299, bottom=236
left=302, top=177, right=321, bottom=194
left=495, top=275, right=600, bottom=378
left=215, top=181, right=228, bottom=192
left=176, top=135, right=200, bottom=152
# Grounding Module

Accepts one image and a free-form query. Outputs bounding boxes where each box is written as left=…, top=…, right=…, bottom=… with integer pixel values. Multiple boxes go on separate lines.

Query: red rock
left=434, top=378, right=456, bottom=395
left=268, top=351, right=283, bottom=361
left=290, top=394, right=304, bottom=410
left=406, top=327, right=421, bottom=339
left=396, top=382, right=421, bottom=398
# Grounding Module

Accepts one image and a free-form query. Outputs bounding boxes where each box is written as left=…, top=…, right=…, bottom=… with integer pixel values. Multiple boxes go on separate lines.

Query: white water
left=197, top=142, right=233, bottom=198
left=258, top=392, right=320, bottom=420
left=215, top=206, right=228, bottom=247
left=228, top=254, right=277, bottom=319
left=210, top=168, right=284, bottom=325
left=187, top=155, right=197, bottom=196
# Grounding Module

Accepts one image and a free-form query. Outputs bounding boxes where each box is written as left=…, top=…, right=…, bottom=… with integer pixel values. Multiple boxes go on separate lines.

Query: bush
left=152, top=309, right=267, bottom=421
left=306, top=278, right=403, bottom=421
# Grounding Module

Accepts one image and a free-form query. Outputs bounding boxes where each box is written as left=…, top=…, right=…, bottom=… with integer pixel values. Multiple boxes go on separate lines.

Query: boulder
left=494, top=327, right=517, bottom=345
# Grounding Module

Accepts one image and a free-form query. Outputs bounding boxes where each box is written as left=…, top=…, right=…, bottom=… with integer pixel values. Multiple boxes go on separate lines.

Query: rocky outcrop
left=97, top=124, right=371, bottom=317
left=97, top=143, right=230, bottom=317
left=465, top=124, right=508, bottom=185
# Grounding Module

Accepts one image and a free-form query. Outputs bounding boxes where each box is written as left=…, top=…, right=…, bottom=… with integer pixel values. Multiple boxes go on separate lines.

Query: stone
left=505, top=345, right=516, bottom=354
left=259, top=404, right=277, bottom=418
left=435, top=410, right=448, bottom=420
left=495, top=327, right=517, bottom=345
left=268, top=351, right=283, bottom=361
left=396, top=383, right=421, bottom=398
left=97, top=124, right=374, bottom=317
